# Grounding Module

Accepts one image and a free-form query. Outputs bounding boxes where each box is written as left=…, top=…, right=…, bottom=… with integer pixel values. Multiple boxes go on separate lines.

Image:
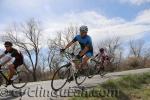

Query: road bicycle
left=0, top=65, right=28, bottom=89
left=51, top=51, right=92, bottom=91
left=87, top=58, right=108, bottom=78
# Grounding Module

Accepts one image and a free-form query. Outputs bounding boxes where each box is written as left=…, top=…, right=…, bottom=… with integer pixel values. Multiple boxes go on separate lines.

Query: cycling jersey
left=96, top=52, right=110, bottom=63
left=4, top=48, right=23, bottom=68
left=72, top=35, right=93, bottom=57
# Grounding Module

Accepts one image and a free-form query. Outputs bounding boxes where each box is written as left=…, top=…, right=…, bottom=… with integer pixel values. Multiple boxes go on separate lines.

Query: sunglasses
left=5, top=45, right=10, bottom=47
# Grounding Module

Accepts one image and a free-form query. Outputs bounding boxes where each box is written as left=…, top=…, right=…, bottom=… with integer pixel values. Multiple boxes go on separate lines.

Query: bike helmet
left=80, top=25, right=88, bottom=32
left=4, top=41, right=13, bottom=46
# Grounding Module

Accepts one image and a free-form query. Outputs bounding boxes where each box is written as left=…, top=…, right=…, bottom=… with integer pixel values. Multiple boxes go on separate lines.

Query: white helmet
left=80, top=25, right=88, bottom=32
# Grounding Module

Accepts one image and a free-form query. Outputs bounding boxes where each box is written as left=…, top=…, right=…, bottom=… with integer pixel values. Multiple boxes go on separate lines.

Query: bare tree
left=47, top=41, right=62, bottom=72
left=3, top=19, right=42, bottom=81
left=129, top=39, right=144, bottom=58
left=39, top=53, right=47, bottom=72
left=47, top=25, right=80, bottom=71
left=127, top=39, right=148, bottom=68
left=142, top=47, right=150, bottom=67
left=98, top=37, right=122, bottom=62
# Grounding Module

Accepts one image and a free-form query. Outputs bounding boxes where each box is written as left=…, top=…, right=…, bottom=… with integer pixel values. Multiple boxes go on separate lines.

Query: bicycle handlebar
left=61, top=51, right=76, bottom=59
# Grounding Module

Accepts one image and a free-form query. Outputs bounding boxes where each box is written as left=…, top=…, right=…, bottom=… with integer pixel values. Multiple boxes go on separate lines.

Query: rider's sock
left=11, top=75, right=18, bottom=81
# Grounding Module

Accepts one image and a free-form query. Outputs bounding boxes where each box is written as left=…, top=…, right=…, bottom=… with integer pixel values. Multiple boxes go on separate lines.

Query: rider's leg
left=79, top=55, right=89, bottom=69
left=68, top=56, right=89, bottom=82
left=4, top=64, right=16, bottom=86
left=100, top=60, right=105, bottom=70
left=8, top=64, right=16, bottom=80
left=79, top=51, right=93, bottom=70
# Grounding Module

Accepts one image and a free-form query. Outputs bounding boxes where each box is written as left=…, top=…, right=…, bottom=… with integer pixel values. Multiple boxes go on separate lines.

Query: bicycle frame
left=64, top=52, right=79, bottom=80
left=0, top=70, right=9, bottom=84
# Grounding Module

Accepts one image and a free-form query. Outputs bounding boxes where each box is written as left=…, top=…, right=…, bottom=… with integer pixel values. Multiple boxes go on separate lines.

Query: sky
left=0, top=0, right=150, bottom=50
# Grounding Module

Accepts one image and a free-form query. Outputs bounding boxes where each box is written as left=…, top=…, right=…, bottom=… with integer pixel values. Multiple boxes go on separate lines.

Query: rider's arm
left=109, top=55, right=114, bottom=62
left=0, top=53, right=5, bottom=59
left=64, top=41, right=74, bottom=49
left=0, top=56, right=12, bottom=66
left=79, top=46, right=89, bottom=57
left=1, top=49, right=17, bottom=66
left=64, top=35, right=78, bottom=50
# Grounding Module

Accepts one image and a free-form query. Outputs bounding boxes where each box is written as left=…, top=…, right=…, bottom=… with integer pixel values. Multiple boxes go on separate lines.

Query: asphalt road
left=0, top=68, right=150, bottom=100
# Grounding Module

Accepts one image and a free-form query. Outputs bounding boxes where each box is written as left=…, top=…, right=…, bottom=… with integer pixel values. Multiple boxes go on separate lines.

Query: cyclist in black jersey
left=0, top=41, right=23, bottom=85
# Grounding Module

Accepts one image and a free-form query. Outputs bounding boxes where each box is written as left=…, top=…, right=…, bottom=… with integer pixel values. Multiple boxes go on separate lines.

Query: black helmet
left=4, top=41, right=13, bottom=46
left=99, top=48, right=104, bottom=52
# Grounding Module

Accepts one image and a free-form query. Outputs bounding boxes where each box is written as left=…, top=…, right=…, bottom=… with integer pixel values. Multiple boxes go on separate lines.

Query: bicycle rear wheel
left=51, top=63, right=70, bottom=91
left=0, top=74, right=3, bottom=86
left=75, top=69, right=87, bottom=86
left=12, top=71, right=28, bottom=89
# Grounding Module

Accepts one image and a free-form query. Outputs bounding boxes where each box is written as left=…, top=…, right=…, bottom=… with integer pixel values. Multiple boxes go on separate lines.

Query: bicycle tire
left=88, top=59, right=100, bottom=78
left=51, top=63, right=70, bottom=91
left=0, top=74, right=3, bottom=86
left=98, top=65, right=107, bottom=77
left=12, top=71, right=28, bottom=89
left=75, top=70, right=87, bottom=86
left=87, top=65, right=95, bottom=78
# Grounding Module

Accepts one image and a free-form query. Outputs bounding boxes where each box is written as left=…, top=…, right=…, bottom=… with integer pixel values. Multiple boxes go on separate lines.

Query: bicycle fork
left=70, top=61, right=78, bottom=80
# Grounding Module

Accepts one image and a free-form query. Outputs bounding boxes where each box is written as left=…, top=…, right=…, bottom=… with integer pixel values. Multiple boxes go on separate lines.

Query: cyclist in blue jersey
left=61, top=25, right=93, bottom=70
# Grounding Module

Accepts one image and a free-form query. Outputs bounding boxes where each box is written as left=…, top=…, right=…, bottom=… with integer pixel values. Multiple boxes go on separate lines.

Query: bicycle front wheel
left=87, top=64, right=95, bottom=78
left=12, top=71, right=28, bottom=89
left=99, top=65, right=107, bottom=77
left=51, top=63, right=70, bottom=91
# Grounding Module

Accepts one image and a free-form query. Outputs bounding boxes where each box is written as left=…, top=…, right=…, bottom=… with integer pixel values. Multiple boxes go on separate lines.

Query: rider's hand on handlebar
left=60, top=49, right=65, bottom=53
left=75, top=54, right=81, bottom=59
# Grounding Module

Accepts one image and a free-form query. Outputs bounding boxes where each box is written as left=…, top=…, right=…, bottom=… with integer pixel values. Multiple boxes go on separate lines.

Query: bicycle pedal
left=5, top=83, right=10, bottom=87
left=19, top=79, right=22, bottom=81
left=67, top=76, right=74, bottom=82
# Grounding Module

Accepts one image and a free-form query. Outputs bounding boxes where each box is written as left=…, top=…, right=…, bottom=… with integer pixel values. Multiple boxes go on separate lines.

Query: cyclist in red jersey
left=95, top=48, right=110, bottom=70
